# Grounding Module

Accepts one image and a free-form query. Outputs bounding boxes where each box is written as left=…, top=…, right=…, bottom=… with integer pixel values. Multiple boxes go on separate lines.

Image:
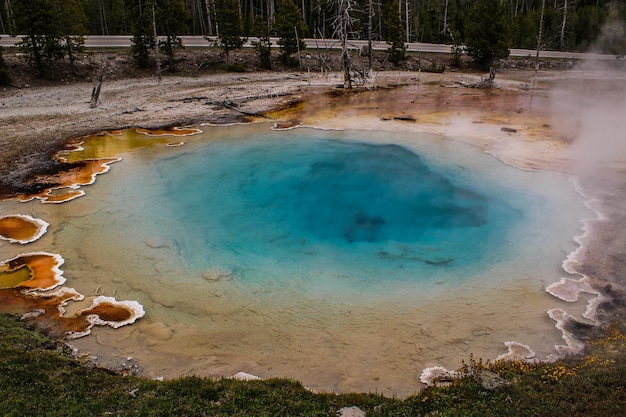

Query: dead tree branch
left=208, top=100, right=272, bottom=118
left=459, top=67, right=496, bottom=89
left=90, top=73, right=104, bottom=108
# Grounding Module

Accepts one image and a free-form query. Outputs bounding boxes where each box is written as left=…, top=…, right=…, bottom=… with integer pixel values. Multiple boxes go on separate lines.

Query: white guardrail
left=0, top=35, right=620, bottom=61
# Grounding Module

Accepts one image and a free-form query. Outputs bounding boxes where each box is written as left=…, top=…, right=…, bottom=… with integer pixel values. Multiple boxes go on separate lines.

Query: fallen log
left=171, top=90, right=295, bottom=105
left=175, top=96, right=209, bottom=103
left=208, top=100, right=272, bottom=119
left=393, top=115, right=417, bottom=122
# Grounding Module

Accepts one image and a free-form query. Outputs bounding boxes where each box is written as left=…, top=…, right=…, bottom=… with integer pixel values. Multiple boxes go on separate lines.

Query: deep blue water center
left=152, top=130, right=524, bottom=292
left=270, top=141, right=487, bottom=243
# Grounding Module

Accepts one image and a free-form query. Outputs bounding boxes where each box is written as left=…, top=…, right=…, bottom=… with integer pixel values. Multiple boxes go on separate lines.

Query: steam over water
left=5, top=124, right=592, bottom=396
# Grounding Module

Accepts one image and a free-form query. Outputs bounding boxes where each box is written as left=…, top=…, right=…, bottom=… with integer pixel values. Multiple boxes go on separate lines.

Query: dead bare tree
left=459, top=67, right=496, bottom=89
left=314, top=28, right=333, bottom=75
left=331, top=0, right=357, bottom=89
left=90, top=73, right=104, bottom=108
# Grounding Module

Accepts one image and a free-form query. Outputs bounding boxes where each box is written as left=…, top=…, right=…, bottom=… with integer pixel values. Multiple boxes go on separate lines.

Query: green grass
left=1, top=314, right=624, bottom=416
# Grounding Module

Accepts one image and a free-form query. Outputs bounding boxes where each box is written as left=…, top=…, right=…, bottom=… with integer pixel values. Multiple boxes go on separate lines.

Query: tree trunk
left=66, top=37, right=77, bottom=75
left=167, top=36, right=175, bottom=70
left=90, top=73, right=104, bottom=108
left=205, top=0, right=214, bottom=36
left=378, top=2, right=382, bottom=40
left=99, top=0, right=109, bottom=35
left=28, top=34, right=44, bottom=77
left=268, top=0, right=275, bottom=26
left=339, top=0, right=351, bottom=88
left=295, top=25, right=302, bottom=71
left=443, top=0, right=449, bottom=35
left=405, top=0, right=409, bottom=42
left=367, top=0, right=373, bottom=75
left=560, top=0, right=568, bottom=51
left=152, top=4, right=162, bottom=82
left=4, top=0, right=14, bottom=33
left=536, top=0, right=545, bottom=70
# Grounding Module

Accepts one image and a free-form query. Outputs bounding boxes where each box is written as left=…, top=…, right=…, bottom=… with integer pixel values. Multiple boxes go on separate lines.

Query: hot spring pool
left=148, top=130, right=520, bottom=296
left=1, top=124, right=591, bottom=396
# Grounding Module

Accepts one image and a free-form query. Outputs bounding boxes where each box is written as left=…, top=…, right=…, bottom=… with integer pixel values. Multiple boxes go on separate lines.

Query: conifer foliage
left=130, top=1, right=156, bottom=69
left=2, top=0, right=623, bottom=77
left=213, top=0, right=245, bottom=64
left=129, top=0, right=189, bottom=70
left=10, top=0, right=87, bottom=78
left=275, top=0, right=308, bottom=65
left=383, top=0, right=407, bottom=65
left=157, top=0, right=190, bottom=71
left=465, top=0, right=511, bottom=69
left=252, top=14, right=273, bottom=69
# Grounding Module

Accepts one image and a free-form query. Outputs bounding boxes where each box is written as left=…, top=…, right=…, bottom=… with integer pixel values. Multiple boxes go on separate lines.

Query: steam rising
left=544, top=39, right=626, bottom=355
left=555, top=67, right=626, bottom=171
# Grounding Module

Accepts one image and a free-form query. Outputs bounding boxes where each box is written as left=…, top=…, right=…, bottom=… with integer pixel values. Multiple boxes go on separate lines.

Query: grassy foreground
left=1, top=314, right=624, bottom=417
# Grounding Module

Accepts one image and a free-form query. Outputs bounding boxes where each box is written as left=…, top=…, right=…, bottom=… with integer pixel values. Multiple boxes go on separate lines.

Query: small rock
left=338, top=406, right=366, bottom=417
left=479, top=370, right=511, bottom=390
left=232, top=371, right=261, bottom=381
left=501, top=127, right=517, bottom=133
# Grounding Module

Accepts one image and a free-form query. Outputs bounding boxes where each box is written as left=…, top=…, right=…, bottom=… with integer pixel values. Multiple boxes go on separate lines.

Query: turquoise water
left=141, top=128, right=528, bottom=295
left=12, top=124, right=591, bottom=396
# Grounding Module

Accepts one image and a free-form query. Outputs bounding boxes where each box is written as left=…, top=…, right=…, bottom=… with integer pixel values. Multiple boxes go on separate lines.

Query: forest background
left=1, top=0, right=625, bottom=83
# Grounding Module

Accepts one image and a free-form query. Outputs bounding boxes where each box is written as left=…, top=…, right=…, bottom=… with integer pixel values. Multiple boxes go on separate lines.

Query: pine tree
left=252, top=14, right=272, bottom=69
left=130, top=1, right=155, bottom=68
left=464, top=0, right=511, bottom=70
left=58, top=0, right=87, bottom=75
left=275, top=0, right=307, bottom=66
left=156, top=0, right=189, bottom=72
left=10, top=0, right=87, bottom=78
left=10, top=0, right=64, bottom=78
left=213, top=0, right=244, bottom=65
left=383, top=0, right=406, bottom=65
